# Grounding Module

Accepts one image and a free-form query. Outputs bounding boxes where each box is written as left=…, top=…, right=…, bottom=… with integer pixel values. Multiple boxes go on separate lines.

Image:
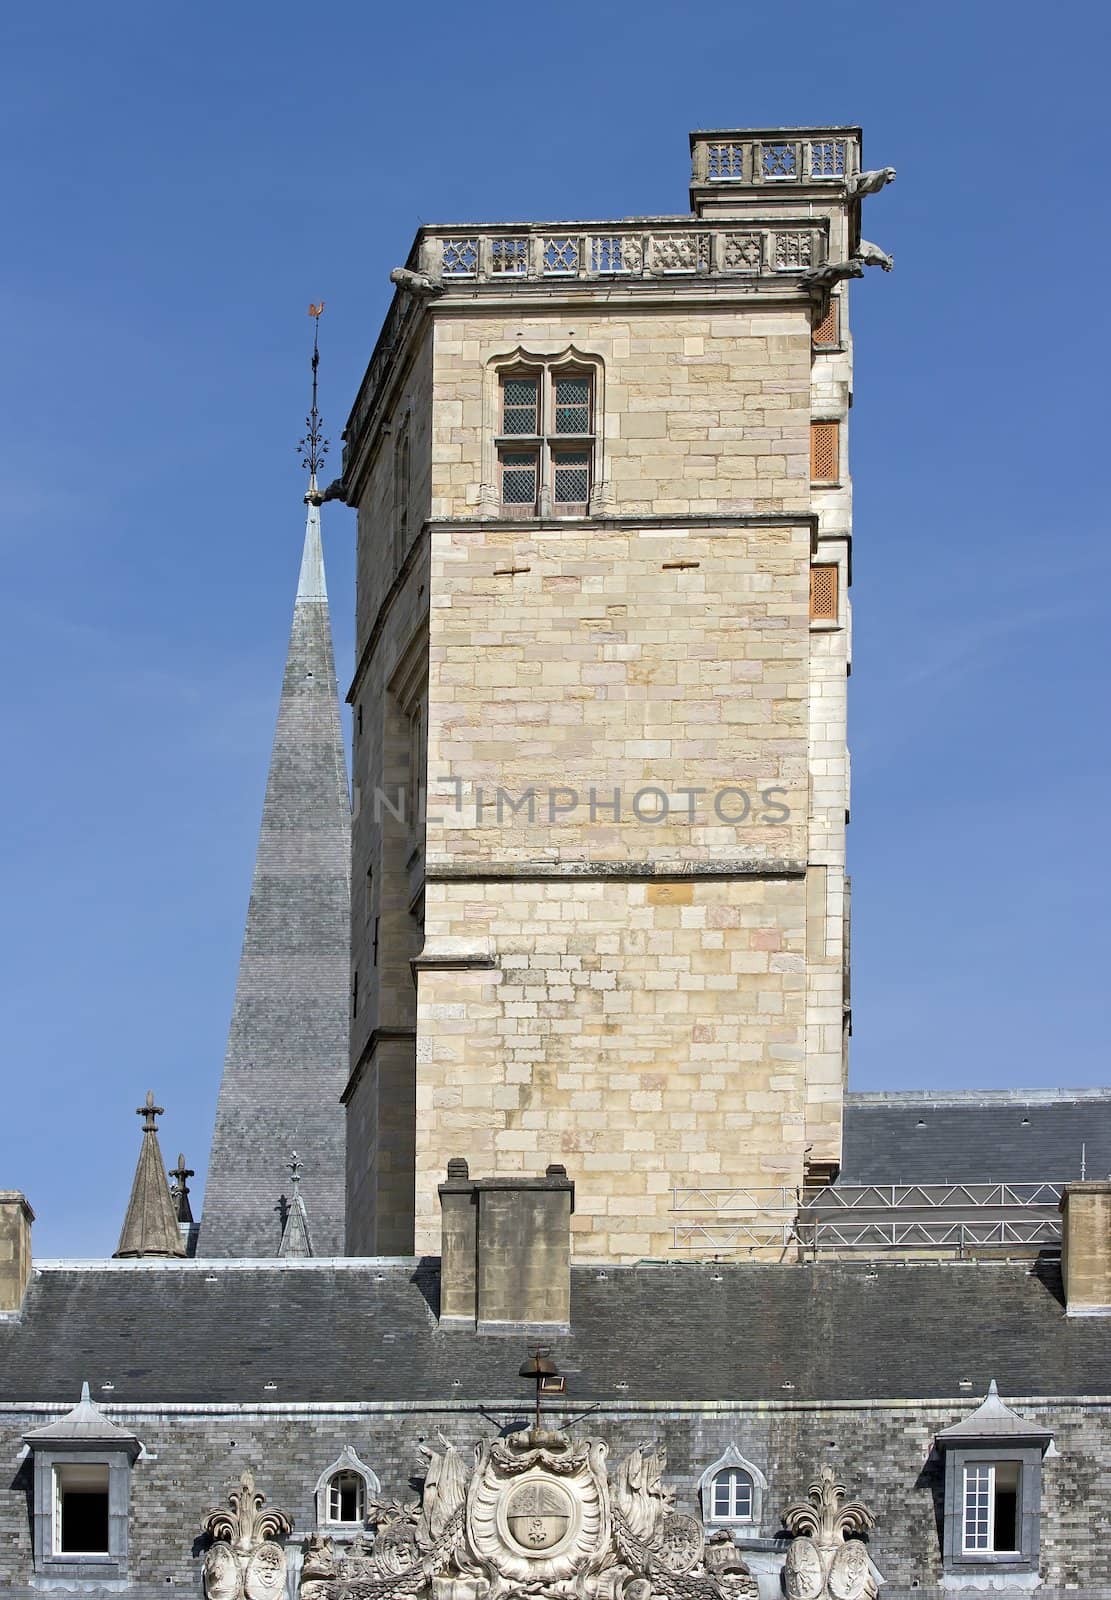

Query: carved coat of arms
left=297, top=1427, right=756, bottom=1600
left=202, top=1470, right=293, bottom=1600
left=782, top=1468, right=875, bottom=1600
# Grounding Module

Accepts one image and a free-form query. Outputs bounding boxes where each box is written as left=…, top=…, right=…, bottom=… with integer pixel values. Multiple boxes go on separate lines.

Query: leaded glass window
left=497, top=365, right=595, bottom=514
left=553, top=450, right=590, bottom=505
left=502, top=377, right=539, bottom=436
left=554, top=374, right=591, bottom=434
left=500, top=451, right=539, bottom=507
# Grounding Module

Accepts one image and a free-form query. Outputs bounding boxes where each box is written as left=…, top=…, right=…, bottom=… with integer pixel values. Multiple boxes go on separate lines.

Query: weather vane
left=297, top=303, right=329, bottom=483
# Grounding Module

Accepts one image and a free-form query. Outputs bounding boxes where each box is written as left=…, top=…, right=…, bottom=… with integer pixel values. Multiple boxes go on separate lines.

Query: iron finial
left=297, top=303, right=329, bottom=484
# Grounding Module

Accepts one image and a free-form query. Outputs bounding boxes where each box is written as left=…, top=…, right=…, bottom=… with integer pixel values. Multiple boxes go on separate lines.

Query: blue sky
left=1, top=1, right=1108, bottom=1255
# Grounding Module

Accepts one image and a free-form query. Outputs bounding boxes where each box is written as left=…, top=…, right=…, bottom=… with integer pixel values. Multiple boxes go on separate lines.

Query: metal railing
left=670, top=1181, right=1065, bottom=1255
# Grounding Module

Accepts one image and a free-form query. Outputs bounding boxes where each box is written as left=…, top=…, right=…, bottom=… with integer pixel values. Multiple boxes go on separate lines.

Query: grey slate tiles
left=0, top=1256, right=1097, bottom=1406
left=840, top=1090, right=1111, bottom=1185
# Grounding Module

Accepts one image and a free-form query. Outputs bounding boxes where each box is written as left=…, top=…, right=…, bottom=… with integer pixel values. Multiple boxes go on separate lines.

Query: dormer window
left=698, top=1444, right=765, bottom=1530
left=935, top=1381, right=1052, bottom=1582
left=497, top=365, right=595, bottom=516
left=314, top=1447, right=380, bottom=1532
left=23, top=1382, right=141, bottom=1581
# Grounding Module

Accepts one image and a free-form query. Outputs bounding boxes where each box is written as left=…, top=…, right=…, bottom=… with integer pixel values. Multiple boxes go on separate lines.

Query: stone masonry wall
left=1, top=1400, right=1108, bottom=1599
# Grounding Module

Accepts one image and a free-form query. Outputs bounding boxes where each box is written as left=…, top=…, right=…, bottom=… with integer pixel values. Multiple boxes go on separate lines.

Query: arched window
left=327, top=1471, right=366, bottom=1525
left=711, top=1467, right=753, bottom=1522
left=313, top=1447, right=381, bottom=1530
left=698, top=1444, right=765, bottom=1528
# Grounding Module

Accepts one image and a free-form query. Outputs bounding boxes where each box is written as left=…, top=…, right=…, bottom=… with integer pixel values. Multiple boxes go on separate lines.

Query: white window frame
left=961, top=1461, right=1021, bottom=1556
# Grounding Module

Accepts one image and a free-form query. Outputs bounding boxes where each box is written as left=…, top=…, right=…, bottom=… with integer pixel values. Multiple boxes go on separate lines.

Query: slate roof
left=840, top=1090, right=1111, bottom=1186
left=0, top=1257, right=1105, bottom=1407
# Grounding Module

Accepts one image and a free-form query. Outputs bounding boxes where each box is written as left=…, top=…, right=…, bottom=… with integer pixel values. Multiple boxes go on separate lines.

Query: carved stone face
left=203, top=1542, right=242, bottom=1600
left=244, top=1542, right=287, bottom=1600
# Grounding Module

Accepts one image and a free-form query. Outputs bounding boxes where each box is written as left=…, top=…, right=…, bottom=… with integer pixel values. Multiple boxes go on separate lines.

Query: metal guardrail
left=670, top=1182, right=1066, bottom=1254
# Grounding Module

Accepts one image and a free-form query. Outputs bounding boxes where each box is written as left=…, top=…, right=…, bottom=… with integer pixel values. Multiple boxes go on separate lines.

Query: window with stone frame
left=497, top=366, right=594, bottom=515
left=697, top=1445, right=765, bottom=1530
left=314, top=1448, right=381, bottom=1531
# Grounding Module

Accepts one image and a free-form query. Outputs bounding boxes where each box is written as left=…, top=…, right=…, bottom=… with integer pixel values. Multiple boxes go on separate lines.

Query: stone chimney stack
left=438, top=1162, right=574, bottom=1333
left=1059, top=1182, right=1111, bottom=1314
left=0, top=1192, right=34, bottom=1313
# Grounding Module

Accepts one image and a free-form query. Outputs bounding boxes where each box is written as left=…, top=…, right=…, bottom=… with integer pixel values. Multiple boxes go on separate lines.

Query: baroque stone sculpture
left=299, top=1426, right=756, bottom=1600
left=202, top=1469, right=293, bottom=1600
left=844, top=168, right=896, bottom=199
left=781, top=1467, right=875, bottom=1600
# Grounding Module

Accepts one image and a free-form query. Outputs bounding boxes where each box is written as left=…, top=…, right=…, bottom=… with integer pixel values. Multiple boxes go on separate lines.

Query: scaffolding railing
left=670, top=1182, right=1065, bottom=1255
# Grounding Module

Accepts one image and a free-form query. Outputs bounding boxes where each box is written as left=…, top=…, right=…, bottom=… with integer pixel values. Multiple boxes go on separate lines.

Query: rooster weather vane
left=297, top=303, right=329, bottom=482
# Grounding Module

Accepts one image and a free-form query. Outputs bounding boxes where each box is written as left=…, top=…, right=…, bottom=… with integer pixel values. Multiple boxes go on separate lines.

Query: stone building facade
left=342, top=128, right=876, bottom=1259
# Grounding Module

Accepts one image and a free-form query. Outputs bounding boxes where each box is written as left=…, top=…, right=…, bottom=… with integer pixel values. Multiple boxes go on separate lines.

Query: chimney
left=438, top=1162, right=574, bottom=1333
left=0, top=1192, right=34, bottom=1312
left=1059, top=1181, right=1111, bottom=1314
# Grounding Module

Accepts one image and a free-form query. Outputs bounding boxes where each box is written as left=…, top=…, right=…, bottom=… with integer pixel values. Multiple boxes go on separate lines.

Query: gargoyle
left=844, top=167, right=896, bottom=199
left=856, top=240, right=894, bottom=271
left=390, top=266, right=444, bottom=299
left=798, top=259, right=865, bottom=291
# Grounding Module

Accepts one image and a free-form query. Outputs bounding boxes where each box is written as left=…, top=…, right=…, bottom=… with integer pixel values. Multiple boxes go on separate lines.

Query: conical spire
left=114, top=1093, right=186, bottom=1259
left=277, top=1152, right=314, bottom=1258
left=199, top=311, right=350, bottom=1258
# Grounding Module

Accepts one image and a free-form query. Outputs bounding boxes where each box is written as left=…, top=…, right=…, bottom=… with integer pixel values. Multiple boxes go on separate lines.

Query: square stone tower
left=342, top=127, right=883, bottom=1259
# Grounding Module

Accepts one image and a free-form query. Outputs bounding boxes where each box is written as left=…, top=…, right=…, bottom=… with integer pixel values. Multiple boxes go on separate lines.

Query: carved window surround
left=478, top=345, right=609, bottom=518
left=698, top=1443, right=766, bottom=1530
left=314, top=1447, right=382, bottom=1532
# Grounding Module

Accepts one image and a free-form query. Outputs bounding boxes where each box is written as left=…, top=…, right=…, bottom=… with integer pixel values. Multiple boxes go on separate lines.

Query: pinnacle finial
left=137, top=1090, right=163, bottom=1132
left=168, top=1153, right=195, bottom=1224
left=288, top=1151, right=303, bottom=1194
left=297, top=304, right=329, bottom=487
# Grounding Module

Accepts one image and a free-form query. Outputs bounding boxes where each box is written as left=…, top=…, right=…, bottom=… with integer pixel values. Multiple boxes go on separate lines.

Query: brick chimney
left=438, top=1161, right=574, bottom=1332
left=0, top=1192, right=34, bottom=1313
left=1059, top=1182, right=1111, bottom=1314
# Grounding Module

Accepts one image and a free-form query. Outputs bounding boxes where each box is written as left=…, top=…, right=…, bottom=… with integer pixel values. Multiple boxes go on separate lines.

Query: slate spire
left=200, top=314, right=350, bottom=1258
left=114, top=1093, right=186, bottom=1259
left=277, top=1152, right=314, bottom=1258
